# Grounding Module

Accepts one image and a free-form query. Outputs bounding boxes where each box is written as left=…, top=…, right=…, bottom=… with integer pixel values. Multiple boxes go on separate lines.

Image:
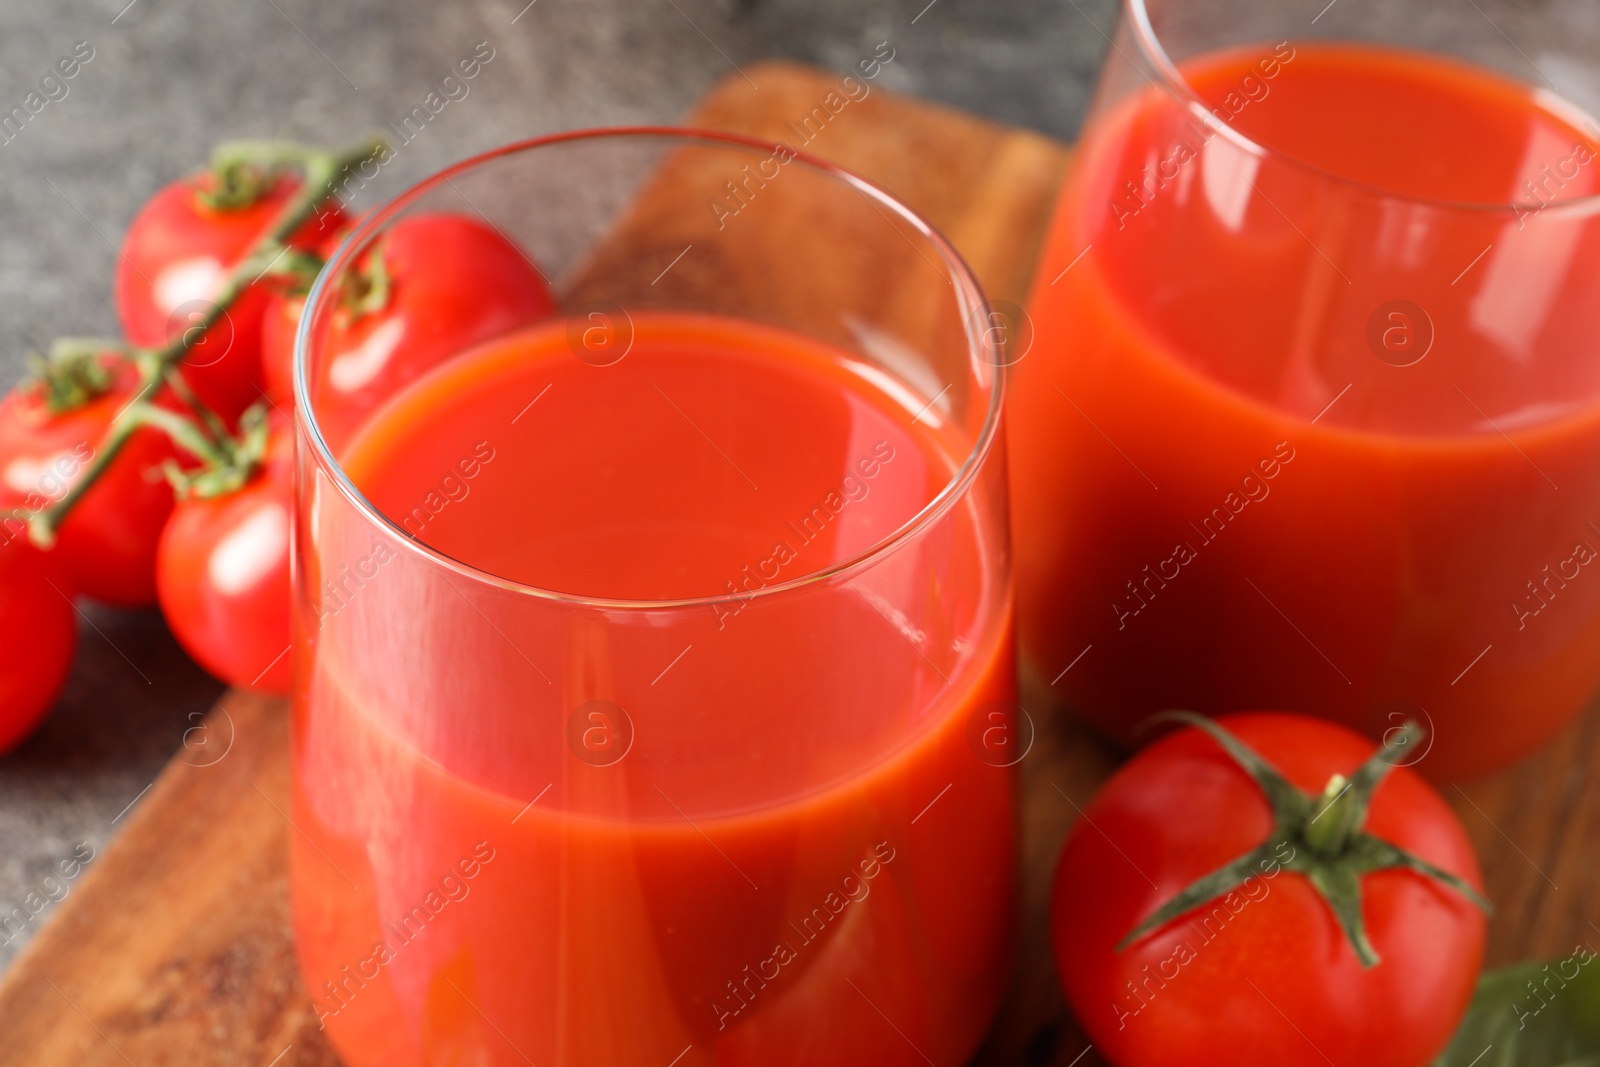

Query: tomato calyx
left=196, top=160, right=279, bottom=213
left=197, top=139, right=340, bottom=212
left=141, top=400, right=271, bottom=501
left=25, top=339, right=123, bottom=414
left=338, top=241, right=392, bottom=320
left=1119, top=711, right=1491, bottom=967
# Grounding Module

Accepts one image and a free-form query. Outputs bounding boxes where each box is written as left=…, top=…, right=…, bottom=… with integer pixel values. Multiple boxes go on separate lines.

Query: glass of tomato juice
left=289, top=129, right=1018, bottom=1066
left=1011, top=0, right=1600, bottom=777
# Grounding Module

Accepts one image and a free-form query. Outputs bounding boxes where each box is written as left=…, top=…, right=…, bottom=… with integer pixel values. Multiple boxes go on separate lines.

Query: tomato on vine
left=261, top=212, right=557, bottom=447
left=0, top=535, right=77, bottom=754
left=114, top=165, right=344, bottom=422
left=5, top=139, right=380, bottom=715
left=1051, top=712, right=1487, bottom=1067
left=155, top=405, right=293, bottom=694
left=0, top=350, right=178, bottom=607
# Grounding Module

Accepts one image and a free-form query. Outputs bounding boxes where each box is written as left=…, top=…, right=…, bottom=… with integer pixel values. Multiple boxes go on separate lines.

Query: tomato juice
left=1012, top=41, right=1600, bottom=776
left=291, top=312, right=1016, bottom=1065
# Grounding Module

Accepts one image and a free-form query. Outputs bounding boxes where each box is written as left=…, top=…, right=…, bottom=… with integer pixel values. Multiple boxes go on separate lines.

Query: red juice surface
left=290, top=313, right=1015, bottom=1066
left=1012, top=42, right=1600, bottom=776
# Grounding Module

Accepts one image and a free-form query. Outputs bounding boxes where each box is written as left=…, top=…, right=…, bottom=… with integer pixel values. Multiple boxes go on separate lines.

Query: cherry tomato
left=0, top=359, right=179, bottom=607
left=261, top=212, right=557, bottom=446
left=156, top=414, right=293, bottom=694
left=115, top=174, right=343, bottom=421
left=1051, top=712, right=1485, bottom=1067
left=0, top=535, right=77, bottom=753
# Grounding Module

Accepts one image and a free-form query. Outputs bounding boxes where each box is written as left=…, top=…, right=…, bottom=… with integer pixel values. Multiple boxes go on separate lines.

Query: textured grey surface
left=0, top=0, right=1113, bottom=971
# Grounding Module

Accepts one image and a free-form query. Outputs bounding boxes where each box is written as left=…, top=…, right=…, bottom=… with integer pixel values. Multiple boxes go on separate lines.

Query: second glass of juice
left=290, top=130, right=1017, bottom=1066
left=1012, top=0, right=1600, bottom=778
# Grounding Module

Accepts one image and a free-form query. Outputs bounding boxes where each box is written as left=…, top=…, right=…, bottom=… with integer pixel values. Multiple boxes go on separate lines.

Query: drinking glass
left=1012, top=0, right=1600, bottom=778
left=290, top=129, right=1016, bottom=1067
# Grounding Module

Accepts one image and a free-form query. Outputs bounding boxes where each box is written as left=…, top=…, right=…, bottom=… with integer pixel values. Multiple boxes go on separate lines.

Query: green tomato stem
left=154, top=401, right=272, bottom=500
left=122, top=402, right=230, bottom=468
left=25, top=408, right=144, bottom=549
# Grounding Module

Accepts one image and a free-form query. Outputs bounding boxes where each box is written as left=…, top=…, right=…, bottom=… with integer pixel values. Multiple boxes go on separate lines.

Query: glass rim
left=294, top=125, right=1006, bottom=612
left=1122, top=0, right=1600, bottom=217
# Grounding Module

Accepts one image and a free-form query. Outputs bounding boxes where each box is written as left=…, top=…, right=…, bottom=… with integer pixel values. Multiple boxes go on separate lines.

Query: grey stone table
left=0, top=0, right=1114, bottom=971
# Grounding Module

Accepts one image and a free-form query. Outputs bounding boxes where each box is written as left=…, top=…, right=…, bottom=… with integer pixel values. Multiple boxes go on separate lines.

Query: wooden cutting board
left=2, top=61, right=1597, bottom=1067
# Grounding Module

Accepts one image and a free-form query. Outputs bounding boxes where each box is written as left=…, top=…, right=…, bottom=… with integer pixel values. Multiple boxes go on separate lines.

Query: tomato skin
left=263, top=212, right=557, bottom=446
left=259, top=291, right=307, bottom=407
left=115, top=176, right=343, bottom=421
left=155, top=419, right=292, bottom=693
left=1051, top=713, right=1485, bottom=1067
left=0, top=536, right=77, bottom=754
left=0, top=361, right=179, bottom=607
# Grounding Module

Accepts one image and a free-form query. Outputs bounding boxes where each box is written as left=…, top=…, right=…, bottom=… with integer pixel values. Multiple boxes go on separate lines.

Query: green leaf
left=1432, top=949, right=1600, bottom=1067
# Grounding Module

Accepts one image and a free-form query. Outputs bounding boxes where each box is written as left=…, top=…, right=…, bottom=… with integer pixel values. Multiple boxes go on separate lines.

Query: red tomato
left=1051, top=712, right=1486, bottom=1067
left=156, top=415, right=293, bottom=693
left=0, top=359, right=179, bottom=607
left=262, top=212, right=557, bottom=446
left=0, top=535, right=77, bottom=753
left=115, top=174, right=344, bottom=421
